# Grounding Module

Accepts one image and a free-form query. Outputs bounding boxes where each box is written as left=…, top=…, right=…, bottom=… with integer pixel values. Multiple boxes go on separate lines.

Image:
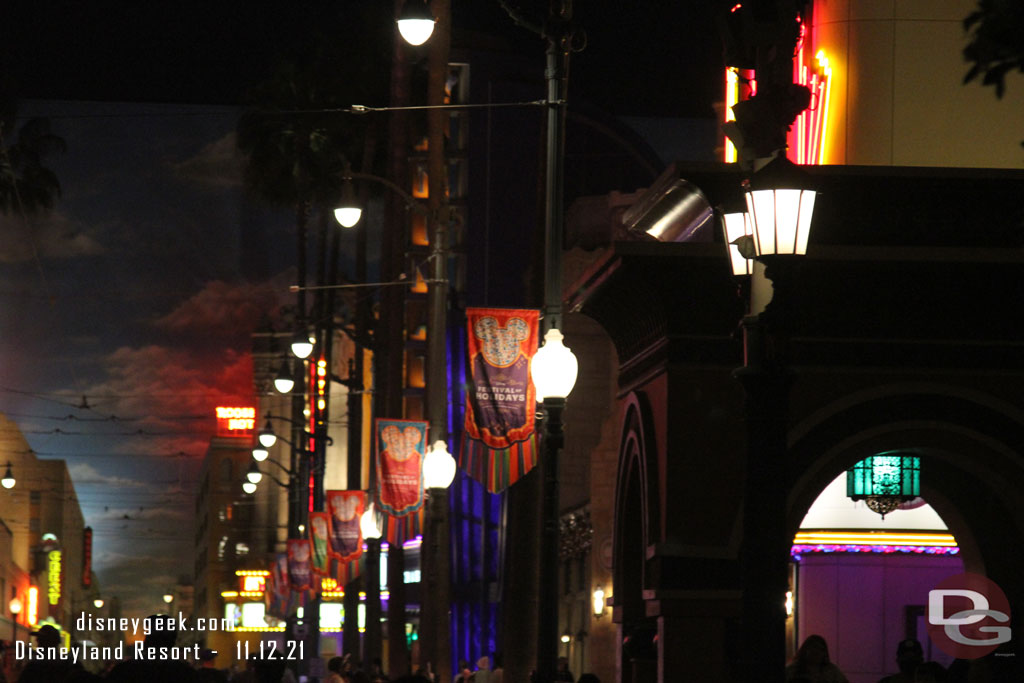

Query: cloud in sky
left=68, top=462, right=150, bottom=488
left=154, top=278, right=285, bottom=345
left=0, top=211, right=105, bottom=263
left=172, top=132, right=243, bottom=189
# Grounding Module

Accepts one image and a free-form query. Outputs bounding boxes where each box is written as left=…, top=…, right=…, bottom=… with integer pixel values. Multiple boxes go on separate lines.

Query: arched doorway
left=612, top=392, right=660, bottom=683
left=785, top=385, right=1024, bottom=682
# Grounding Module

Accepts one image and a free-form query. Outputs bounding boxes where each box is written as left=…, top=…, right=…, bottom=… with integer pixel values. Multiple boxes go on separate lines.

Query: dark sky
left=0, top=0, right=726, bottom=618
left=4, top=0, right=724, bottom=117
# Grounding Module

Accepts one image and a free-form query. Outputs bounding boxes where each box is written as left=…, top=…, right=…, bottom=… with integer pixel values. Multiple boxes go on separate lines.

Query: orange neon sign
left=216, top=406, right=255, bottom=435
left=27, top=586, right=38, bottom=625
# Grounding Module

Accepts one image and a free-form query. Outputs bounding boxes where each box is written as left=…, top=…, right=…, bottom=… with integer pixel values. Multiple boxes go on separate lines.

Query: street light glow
left=397, top=0, right=435, bottom=46
left=242, top=481, right=258, bottom=494
left=273, top=362, right=295, bottom=394
left=530, top=329, right=579, bottom=400
left=258, top=419, right=277, bottom=448
left=246, top=462, right=263, bottom=484
left=1, top=462, right=15, bottom=489
left=361, top=503, right=383, bottom=540
left=423, top=441, right=456, bottom=490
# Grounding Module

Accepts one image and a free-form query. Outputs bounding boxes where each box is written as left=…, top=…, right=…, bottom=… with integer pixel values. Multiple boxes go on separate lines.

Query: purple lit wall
left=447, top=310, right=503, bottom=670
left=794, top=552, right=963, bottom=683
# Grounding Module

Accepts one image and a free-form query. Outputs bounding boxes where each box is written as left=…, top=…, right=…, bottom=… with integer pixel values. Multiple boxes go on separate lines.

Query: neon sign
left=27, top=586, right=38, bottom=625
left=48, top=551, right=62, bottom=605
left=216, top=406, right=255, bottom=435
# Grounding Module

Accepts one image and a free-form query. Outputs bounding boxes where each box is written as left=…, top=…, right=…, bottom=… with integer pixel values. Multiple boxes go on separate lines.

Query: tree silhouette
left=963, top=0, right=1024, bottom=99
left=0, top=97, right=66, bottom=216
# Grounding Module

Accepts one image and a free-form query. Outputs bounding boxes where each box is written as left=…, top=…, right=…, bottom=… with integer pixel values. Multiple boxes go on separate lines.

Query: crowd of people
left=787, top=635, right=1019, bottom=683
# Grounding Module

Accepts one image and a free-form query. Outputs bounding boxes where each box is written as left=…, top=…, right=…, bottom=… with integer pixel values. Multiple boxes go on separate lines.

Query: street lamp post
left=360, top=502, right=384, bottom=669
left=421, top=441, right=457, bottom=679
left=9, top=597, right=21, bottom=642
left=531, top=329, right=578, bottom=683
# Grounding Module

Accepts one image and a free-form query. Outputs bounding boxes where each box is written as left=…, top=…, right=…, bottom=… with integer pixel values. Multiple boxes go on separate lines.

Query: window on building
left=221, top=459, right=233, bottom=483
left=30, top=490, right=41, bottom=504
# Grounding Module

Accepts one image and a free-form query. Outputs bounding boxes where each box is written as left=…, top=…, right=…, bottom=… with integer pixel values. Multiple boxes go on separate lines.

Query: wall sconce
left=592, top=586, right=607, bottom=619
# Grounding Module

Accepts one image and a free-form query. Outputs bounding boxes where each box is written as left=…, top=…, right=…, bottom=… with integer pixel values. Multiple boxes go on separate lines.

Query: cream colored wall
left=813, top=0, right=1024, bottom=168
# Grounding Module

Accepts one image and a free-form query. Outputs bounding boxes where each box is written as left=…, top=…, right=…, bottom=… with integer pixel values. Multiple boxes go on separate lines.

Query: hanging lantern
left=846, top=453, right=921, bottom=519
left=744, top=155, right=817, bottom=257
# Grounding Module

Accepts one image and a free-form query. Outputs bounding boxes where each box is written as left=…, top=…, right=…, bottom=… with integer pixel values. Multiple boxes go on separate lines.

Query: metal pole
left=365, top=537, right=383, bottom=672
left=537, top=2, right=571, bottom=681
left=537, top=397, right=565, bottom=683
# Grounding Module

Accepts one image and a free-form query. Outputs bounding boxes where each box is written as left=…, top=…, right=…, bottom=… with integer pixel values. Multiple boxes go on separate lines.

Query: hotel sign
left=48, top=550, right=62, bottom=606
left=216, top=406, right=255, bottom=436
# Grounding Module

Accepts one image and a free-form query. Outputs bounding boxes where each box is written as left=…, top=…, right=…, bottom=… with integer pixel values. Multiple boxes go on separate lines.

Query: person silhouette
left=786, top=635, right=849, bottom=683
left=878, top=638, right=924, bottom=683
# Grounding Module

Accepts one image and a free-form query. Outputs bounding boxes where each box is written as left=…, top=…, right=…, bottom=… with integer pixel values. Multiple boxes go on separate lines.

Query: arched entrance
left=785, top=384, right=1024, bottom=682
left=612, top=392, right=660, bottom=683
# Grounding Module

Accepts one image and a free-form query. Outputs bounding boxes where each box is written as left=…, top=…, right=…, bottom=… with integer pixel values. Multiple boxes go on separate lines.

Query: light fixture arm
left=342, top=170, right=433, bottom=219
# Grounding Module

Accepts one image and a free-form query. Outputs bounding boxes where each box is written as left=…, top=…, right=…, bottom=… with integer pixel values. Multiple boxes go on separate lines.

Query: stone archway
left=612, top=391, right=660, bottom=683
left=785, top=383, right=1024, bottom=674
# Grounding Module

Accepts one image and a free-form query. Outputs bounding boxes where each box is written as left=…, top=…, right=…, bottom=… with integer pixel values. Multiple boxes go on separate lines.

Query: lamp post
left=531, top=329, right=578, bottom=683
left=9, top=597, right=21, bottom=642
left=360, top=502, right=384, bottom=669
left=726, top=153, right=816, bottom=683
left=421, top=441, right=456, bottom=679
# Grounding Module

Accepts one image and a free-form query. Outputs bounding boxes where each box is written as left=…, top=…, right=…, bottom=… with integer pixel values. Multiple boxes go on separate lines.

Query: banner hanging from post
left=308, top=512, right=331, bottom=575
left=375, top=419, right=427, bottom=517
left=460, top=307, right=539, bottom=492
left=326, top=490, right=365, bottom=562
left=266, top=553, right=292, bottom=619
left=287, top=539, right=313, bottom=593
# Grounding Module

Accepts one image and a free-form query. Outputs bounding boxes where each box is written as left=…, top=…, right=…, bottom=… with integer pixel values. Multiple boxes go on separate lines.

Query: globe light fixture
left=397, top=0, right=436, bottom=46
left=273, top=361, right=295, bottom=394
left=9, top=597, right=22, bottom=616
left=258, top=417, right=277, bottom=448
left=360, top=502, right=383, bottom=540
left=744, top=155, right=817, bottom=257
left=163, top=593, right=174, bottom=604
left=334, top=179, right=362, bottom=228
left=1, top=463, right=14, bottom=489
left=93, top=598, right=104, bottom=609
left=290, top=330, right=314, bottom=359
left=246, top=462, right=263, bottom=485
left=422, top=440, right=457, bottom=490
left=252, top=446, right=269, bottom=462
left=242, top=481, right=258, bottom=494
left=531, top=329, right=579, bottom=400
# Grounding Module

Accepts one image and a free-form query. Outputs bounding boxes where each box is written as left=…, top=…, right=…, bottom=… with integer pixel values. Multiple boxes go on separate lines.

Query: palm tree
left=0, top=100, right=66, bottom=217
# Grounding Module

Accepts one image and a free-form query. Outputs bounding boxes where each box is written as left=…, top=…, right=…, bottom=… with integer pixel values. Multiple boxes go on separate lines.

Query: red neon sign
left=215, top=406, right=255, bottom=436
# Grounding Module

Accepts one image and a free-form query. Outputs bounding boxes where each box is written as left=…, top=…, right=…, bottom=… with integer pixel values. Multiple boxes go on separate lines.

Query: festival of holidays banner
left=287, top=539, right=313, bottom=592
left=375, top=419, right=427, bottom=517
left=309, top=512, right=331, bottom=575
left=326, top=490, right=365, bottom=563
left=266, top=553, right=291, bottom=618
left=461, top=307, right=539, bottom=492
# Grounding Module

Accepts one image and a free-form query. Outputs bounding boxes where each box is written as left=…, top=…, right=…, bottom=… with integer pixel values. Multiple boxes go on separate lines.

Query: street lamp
left=242, top=481, right=258, bottom=494
left=246, top=462, right=263, bottom=485
left=258, top=417, right=277, bottom=448
left=1, top=462, right=15, bottom=489
left=291, top=329, right=315, bottom=360
left=93, top=598, right=104, bottom=609
left=9, top=597, right=21, bottom=641
left=163, top=593, right=174, bottom=605
left=273, top=361, right=295, bottom=394
left=531, top=328, right=578, bottom=682
left=397, top=0, right=436, bottom=46
left=423, top=441, right=456, bottom=490
left=334, top=178, right=362, bottom=228
left=744, top=155, right=817, bottom=257
left=360, top=502, right=384, bottom=667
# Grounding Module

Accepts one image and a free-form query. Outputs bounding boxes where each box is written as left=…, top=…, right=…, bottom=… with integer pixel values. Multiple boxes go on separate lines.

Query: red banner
left=460, top=307, right=539, bottom=491
left=326, top=490, right=365, bottom=563
left=375, top=419, right=427, bottom=516
left=287, top=539, right=313, bottom=592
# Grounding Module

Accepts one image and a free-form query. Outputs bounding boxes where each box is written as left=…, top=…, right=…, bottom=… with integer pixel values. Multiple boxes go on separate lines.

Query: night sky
left=0, top=1, right=725, bottom=616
